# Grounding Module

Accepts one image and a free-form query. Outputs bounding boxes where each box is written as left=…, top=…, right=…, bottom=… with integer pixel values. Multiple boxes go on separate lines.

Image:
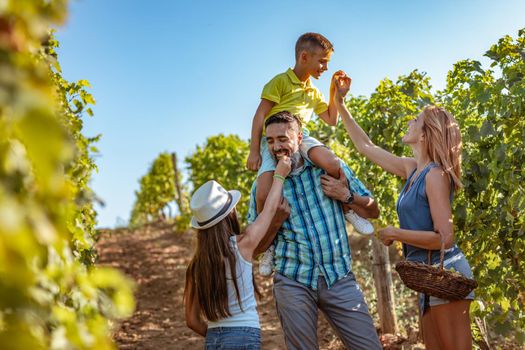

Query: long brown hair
left=185, top=210, right=243, bottom=322
left=421, top=105, right=463, bottom=191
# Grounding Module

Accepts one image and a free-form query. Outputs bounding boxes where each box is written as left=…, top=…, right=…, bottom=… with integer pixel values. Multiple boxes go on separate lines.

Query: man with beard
left=247, top=111, right=382, bottom=349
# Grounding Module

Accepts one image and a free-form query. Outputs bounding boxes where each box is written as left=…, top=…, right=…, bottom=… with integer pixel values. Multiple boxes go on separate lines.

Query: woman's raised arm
left=335, top=75, right=416, bottom=179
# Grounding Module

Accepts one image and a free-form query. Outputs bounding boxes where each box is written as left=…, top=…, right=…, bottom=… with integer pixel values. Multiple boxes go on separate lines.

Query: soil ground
left=96, top=223, right=421, bottom=349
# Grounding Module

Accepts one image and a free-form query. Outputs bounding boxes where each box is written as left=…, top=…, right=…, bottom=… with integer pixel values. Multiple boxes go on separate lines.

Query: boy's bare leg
left=308, top=146, right=342, bottom=179
left=256, top=171, right=274, bottom=214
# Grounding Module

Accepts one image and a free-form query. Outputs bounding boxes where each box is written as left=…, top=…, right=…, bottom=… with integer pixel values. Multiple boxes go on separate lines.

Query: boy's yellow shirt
left=261, top=68, right=328, bottom=131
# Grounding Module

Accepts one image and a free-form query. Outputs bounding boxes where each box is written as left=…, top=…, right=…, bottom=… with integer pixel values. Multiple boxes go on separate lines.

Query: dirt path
left=96, top=223, right=346, bottom=349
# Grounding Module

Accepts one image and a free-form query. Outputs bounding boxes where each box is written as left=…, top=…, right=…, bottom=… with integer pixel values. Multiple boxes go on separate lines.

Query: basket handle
left=426, top=230, right=446, bottom=270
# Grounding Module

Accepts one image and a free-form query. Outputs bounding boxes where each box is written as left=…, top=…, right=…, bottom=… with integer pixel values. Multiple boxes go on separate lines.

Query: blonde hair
left=421, top=106, right=463, bottom=191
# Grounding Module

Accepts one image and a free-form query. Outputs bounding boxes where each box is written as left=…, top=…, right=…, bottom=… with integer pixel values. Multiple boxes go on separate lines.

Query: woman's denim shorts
left=205, top=326, right=261, bottom=350
left=419, top=252, right=475, bottom=314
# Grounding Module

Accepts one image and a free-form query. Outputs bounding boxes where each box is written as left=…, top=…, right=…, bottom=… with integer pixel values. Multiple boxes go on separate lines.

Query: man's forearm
left=320, top=171, right=380, bottom=219
left=343, top=193, right=379, bottom=219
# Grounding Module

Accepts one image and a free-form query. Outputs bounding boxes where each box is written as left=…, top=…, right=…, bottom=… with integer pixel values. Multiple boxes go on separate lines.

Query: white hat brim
left=191, top=190, right=241, bottom=230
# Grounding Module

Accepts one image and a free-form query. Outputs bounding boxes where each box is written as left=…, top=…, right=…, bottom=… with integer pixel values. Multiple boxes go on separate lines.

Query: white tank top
left=207, top=236, right=260, bottom=329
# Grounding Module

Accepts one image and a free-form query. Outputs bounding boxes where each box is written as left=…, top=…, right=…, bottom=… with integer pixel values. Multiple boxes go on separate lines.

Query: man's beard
left=289, top=151, right=303, bottom=174
left=272, top=150, right=303, bottom=174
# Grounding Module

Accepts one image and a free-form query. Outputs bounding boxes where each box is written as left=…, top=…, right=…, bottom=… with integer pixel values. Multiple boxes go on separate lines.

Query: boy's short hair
left=265, top=111, right=302, bottom=132
left=295, top=32, right=334, bottom=60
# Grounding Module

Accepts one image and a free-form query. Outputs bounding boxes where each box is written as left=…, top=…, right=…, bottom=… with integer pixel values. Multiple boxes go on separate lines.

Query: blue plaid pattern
left=248, top=159, right=372, bottom=290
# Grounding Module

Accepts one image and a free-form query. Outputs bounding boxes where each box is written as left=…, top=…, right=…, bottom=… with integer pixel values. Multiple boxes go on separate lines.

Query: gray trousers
left=273, top=272, right=382, bottom=350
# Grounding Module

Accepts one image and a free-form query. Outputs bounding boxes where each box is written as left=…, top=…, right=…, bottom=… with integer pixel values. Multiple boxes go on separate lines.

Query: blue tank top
left=396, top=163, right=461, bottom=264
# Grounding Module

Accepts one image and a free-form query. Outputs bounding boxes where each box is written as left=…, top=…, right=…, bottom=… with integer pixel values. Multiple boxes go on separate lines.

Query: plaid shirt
left=247, top=159, right=372, bottom=290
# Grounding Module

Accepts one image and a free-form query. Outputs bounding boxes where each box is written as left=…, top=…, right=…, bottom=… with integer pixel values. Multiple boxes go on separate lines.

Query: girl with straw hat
left=184, top=156, right=291, bottom=349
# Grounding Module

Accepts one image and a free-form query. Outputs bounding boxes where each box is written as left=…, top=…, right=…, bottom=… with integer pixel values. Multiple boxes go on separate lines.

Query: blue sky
left=56, top=0, right=525, bottom=228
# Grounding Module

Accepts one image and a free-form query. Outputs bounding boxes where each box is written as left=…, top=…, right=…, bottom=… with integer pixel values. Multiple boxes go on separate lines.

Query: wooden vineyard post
left=371, top=237, right=398, bottom=335
left=171, top=152, right=188, bottom=216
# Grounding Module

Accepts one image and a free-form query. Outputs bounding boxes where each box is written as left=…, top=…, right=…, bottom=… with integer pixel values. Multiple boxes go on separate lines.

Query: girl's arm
left=253, top=197, right=290, bottom=257
left=335, top=76, right=416, bottom=179
left=238, top=157, right=291, bottom=259
left=184, top=279, right=207, bottom=337
left=378, top=168, right=455, bottom=250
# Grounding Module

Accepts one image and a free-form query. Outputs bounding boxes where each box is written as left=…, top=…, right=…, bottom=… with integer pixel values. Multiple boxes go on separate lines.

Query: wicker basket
left=395, top=232, right=477, bottom=300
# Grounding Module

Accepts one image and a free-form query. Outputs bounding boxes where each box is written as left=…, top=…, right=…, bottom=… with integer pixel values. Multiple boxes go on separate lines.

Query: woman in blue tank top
left=184, top=157, right=291, bottom=349
left=330, top=75, right=474, bottom=349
